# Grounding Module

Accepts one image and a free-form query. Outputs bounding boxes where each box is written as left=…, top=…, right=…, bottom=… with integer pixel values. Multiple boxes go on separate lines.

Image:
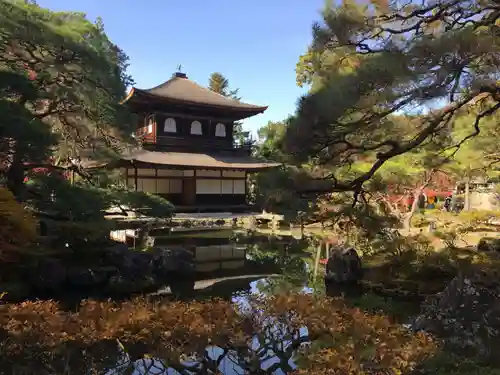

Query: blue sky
left=37, top=0, right=325, bottom=136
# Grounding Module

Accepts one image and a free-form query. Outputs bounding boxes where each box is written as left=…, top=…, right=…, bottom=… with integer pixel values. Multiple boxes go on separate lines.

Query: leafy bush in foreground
left=0, top=293, right=436, bottom=374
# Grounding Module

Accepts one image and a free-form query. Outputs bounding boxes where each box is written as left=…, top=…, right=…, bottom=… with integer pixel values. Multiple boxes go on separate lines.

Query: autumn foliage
left=0, top=293, right=437, bottom=374
left=0, top=187, right=37, bottom=255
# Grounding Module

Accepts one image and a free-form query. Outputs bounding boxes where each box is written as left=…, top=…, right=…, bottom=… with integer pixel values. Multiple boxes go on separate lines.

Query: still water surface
left=106, top=230, right=313, bottom=374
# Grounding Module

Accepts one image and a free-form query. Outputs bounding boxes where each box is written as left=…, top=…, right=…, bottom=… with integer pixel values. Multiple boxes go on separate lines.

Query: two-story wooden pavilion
left=115, top=71, right=279, bottom=213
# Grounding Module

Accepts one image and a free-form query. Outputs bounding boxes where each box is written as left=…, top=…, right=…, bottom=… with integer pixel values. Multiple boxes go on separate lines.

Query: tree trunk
left=402, top=170, right=436, bottom=233
left=464, top=178, right=470, bottom=211
left=403, top=186, right=428, bottom=233
left=5, top=148, right=25, bottom=199
left=402, top=190, right=421, bottom=233
left=313, top=242, right=322, bottom=280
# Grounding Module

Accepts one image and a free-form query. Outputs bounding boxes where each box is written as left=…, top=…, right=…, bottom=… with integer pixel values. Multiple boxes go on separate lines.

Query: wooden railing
left=140, top=135, right=253, bottom=156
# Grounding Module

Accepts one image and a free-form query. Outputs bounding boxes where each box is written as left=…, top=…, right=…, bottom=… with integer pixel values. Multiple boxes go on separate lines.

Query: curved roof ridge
left=121, top=75, right=268, bottom=114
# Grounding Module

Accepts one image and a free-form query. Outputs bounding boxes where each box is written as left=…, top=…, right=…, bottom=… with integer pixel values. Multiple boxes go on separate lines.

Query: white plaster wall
left=196, top=179, right=246, bottom=194
left=197, top=170, right=221, bottom=177
left=196, top=179, right=221, bottom=194
left=222, top=170, right=245, bottom=178
left=136, top=168, right=155, bottom=176
left=140, top=179, right=156, bottom=193
left=156, top=179, right=169, bottom=194
left=469, top=192, right=500, bottom=210
left=234, top=180, right=246, bottom=194
left=157, top=169, right=183, bottom=177
left=155, top=179, right=182, bottom=194
left=221, top=180, right=234, bottom=194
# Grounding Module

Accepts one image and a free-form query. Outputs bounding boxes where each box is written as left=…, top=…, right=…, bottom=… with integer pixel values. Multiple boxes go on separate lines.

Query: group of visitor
left=406, top=193, right=437, bottom=211
left=405, top=192, right=463, bottom=213
left=443, top=194, right=464, bottom=213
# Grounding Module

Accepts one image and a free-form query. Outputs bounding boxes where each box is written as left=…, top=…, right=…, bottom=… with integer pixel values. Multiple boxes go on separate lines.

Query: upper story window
left=190, top=120, right=202, bottom=135
left=215, top=123, right=226, bottom=137
left=164, top=117, right=177, bottom=133
left=146, top=114, right=155, bottom=134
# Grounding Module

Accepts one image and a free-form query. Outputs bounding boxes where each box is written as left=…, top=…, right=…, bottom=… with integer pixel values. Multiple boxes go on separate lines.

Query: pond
left=96, top=229, right=313, bottom=374
left=150, top=228, right=313, bottom=300
left=0, top=228, right=422, bottom=375
left=104, top=229, right=419, bottom=374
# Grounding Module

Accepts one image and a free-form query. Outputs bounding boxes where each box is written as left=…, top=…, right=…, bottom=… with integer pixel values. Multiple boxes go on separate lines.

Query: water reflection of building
left=192, top=244, right=246, bottom=273
left=150, top=231, right=281, bottom=298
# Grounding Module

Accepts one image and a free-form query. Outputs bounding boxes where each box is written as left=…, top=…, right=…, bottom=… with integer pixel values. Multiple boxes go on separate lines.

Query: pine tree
left=288, top=0, right=500, bottom=194
left=0, top=0, right=173, bottom=220
left=208, top=72, right=246, bottom=145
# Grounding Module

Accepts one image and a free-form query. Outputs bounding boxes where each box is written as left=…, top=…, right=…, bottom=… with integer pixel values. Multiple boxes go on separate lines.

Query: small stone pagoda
left=117, top=71, right=279, bottom=213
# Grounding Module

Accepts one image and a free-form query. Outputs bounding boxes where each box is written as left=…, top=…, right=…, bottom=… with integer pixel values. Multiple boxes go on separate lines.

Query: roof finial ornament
left=173, top=64, right=187, bottom=79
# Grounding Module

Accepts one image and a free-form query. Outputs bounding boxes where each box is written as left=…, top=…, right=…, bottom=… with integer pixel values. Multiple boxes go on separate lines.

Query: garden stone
left=325, top=247, right=364, bottom=284
left=126, top=252, right=155, bottom=276
left=103, top=248, right=155, bottom=278
left=414, top=271, right=500, bottom=362
left=30, top=258, right=67, bottom=293
left=169, top=277, right=196, bottom=297
left=66, top=267, right=113, bottom=288
left=102, top=243, right=131, bottom=266
left=477, top=237, right=500, bottom=252
left=151, top=247, right=194, bottom=276
left=107, top=275, right=136, bottom=294
left=150, top=247, right=196, bottom=295
left=0, top=282, right=31, bottom=301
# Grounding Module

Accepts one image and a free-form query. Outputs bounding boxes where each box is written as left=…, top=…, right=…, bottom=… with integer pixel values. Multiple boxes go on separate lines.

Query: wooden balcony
left=140, top=135, right=253, bottom=156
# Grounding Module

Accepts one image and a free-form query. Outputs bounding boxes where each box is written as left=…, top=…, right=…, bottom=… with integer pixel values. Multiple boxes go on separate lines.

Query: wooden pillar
left=244, top=171, right=248, bottom=205
left=313, top=242, right=322, bottom=280
left=154, top=168, right=158, bottom=194
left=134, top=165, right=138, bottom=191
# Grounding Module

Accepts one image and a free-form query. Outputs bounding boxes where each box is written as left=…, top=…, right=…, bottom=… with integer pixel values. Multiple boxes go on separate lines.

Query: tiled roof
left=122, top=74, right=268, bottom=113
left=120, top=149, right=280, bottom=170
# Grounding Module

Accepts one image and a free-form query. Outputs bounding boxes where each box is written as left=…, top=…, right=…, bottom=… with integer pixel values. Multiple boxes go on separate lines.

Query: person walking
left=444, top=195, right=452, bottom=212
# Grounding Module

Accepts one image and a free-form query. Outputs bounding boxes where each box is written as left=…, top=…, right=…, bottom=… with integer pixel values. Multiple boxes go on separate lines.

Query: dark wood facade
left=119, top=71, right=277, bottom=212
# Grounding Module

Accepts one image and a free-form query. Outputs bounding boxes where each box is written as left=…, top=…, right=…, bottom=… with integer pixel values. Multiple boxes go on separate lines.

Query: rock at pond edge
left=413, top=271, right=500, bottom=362
left=324, top=247, right=364, bottom=284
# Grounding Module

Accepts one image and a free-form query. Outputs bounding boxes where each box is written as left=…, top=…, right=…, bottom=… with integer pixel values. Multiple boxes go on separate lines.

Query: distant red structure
left=386, top=171, right=455, bottom=211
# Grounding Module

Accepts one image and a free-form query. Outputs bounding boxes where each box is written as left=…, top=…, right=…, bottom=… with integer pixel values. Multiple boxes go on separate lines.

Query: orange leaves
left=0, top=293, right=438, bottom=374
left=278, top=293, right=437, bottom=375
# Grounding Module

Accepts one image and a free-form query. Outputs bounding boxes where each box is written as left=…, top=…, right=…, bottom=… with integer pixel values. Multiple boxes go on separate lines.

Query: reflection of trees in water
left=246, top=244, right=308, bottom=274
left=0, top=290, right=434, bottom=375
left=108, top=320, right=305, bottom=375
left=0, top=301, right=308, bottom=375
left=0, top=239, right=433, bottom=374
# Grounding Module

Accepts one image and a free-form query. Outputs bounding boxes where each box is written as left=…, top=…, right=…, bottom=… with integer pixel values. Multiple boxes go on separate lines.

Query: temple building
left=116, top=71, right=279, bottom=213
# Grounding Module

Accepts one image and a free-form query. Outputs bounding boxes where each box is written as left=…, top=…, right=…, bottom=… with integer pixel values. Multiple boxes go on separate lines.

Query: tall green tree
left=0, top=0, right=173, bottom=220
left=445, top=109, right=500, bottom=210
left=256, top=119, right=289, bottom=162
left=287, top=0, right=500, bottom=196
left=208, top=72, right=247, bottom=145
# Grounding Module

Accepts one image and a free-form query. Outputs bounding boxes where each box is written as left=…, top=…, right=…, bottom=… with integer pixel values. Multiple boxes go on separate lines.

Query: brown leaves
left=0, top=293, right=437, bottom=374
